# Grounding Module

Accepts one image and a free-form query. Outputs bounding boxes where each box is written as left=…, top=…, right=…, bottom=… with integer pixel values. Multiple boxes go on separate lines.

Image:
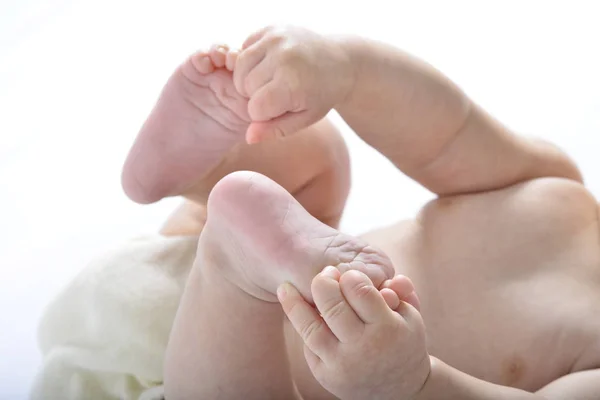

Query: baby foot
left=279, top=268, right=430, bottom=400
left=122, top=45, right=249, bottom=204
left=197, top=171, right=395, bottom=303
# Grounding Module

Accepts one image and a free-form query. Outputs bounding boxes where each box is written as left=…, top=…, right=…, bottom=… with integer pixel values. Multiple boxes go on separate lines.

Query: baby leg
left=163, top=171, right=394, bottom=398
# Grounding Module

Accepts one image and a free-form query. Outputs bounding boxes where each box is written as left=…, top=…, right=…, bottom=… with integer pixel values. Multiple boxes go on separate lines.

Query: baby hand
left=234, top=26, right=355, bottom=143
left=278, top=267, right=430, bottom=400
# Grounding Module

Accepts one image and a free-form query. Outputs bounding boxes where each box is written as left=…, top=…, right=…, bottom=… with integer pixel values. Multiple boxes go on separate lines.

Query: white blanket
left=30, top=235, right=198, bottom=400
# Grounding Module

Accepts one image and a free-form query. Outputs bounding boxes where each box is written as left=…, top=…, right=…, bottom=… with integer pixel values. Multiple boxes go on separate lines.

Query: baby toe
left=209, top=44, right=229, bottom=68
left=190, top=52, right=215, bottom=74
left=226, top=49, right=239, bottom=71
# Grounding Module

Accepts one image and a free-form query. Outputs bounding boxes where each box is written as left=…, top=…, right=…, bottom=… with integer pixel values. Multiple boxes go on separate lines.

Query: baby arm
left=421, top=360, right=600, bottom=400
left=279, top=268, right=599, bottom=400
left=235, top=26, right=582, bottom=195
left=335, top=37, right=582, bottom=195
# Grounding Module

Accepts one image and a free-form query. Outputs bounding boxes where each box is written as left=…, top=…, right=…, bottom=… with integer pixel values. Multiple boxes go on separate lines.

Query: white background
left=1, top=1, right=599, bottom=398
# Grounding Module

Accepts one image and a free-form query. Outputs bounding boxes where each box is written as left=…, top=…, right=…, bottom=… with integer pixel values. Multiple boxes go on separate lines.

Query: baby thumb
left=246, top=110, right=320, bottom=144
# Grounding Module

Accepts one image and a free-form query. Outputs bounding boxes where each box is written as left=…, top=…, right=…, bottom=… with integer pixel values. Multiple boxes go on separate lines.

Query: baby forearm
left=414, top=357, right=547, bottom=400
left=335, top=36, right=470, bottom=177
left=334, top=36, right=581, bottom=194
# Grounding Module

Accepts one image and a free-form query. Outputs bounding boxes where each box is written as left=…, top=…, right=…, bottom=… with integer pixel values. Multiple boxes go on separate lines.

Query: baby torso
left=362, top=177, right=600, bottom=391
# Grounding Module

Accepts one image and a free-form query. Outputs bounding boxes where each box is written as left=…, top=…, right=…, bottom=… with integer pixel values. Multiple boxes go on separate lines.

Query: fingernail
left=321, top=266, right=338, bottom=278
left=277, top=284, right=288, bottom=301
